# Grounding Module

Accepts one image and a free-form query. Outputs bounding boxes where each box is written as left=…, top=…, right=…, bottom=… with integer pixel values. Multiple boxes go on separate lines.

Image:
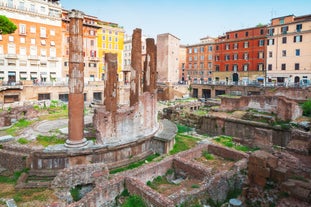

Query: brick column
left=130, top=28, right=142, bottom=106
left=143, top=38, right=157, bottom=92
left=65, top=10, right=88, bottom=148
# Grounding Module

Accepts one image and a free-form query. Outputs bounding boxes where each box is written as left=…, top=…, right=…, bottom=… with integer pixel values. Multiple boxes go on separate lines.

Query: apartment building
left=185, top=36, right=215, bottom=84
left=214, top=25, right=267, bottom=84
left=178, top=45, right=186, bottom=83
left=266, top=14, right=311, bottom=85
left=0, top=0, right=62, bottom=83
left=157, top=33, right=180, bottom=83
left=61, top=10, right=101, bottom=82
left=97, top=21, right=124, bottom=82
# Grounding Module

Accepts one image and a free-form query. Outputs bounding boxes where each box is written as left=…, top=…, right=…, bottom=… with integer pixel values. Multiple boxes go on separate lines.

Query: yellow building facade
left=97, top=21, right=124, bottom=80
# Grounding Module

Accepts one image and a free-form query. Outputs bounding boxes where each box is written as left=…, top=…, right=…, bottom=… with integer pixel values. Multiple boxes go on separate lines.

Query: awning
left=8, top=71, right=16, bottom=75
left=20, top=73, right=27, bottom=78
left=30, top=73, right=37, bottom=78
left=50, top=73, right=56, bottom=78
left=257, top=77, right=264, bottom=80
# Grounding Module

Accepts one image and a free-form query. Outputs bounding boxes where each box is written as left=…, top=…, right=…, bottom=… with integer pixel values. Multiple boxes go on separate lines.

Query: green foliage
left=146, top=175, right=170, bottom=190
left=214, top=136, right=259, bottom=152
left=177, top=124, right=193, bottom=133
left=110, top=153, right=160, bottom=174
left=120, top=189, right=130, bottom=197
left=0, top=15, right=17, bottom=34
left=6, top=118, right=32, bottom=136
left=202, top=151, right=214, bottom=160
left=36, top=134, right=65, bottom=147
left=302, top=99, right=311, bottom=117
left=17, top=138, right=29, bottom=144
left=191, top=184, right=200, bottom=188
left=166, top=168, right=174, bottom=175
left=0, top=168, right=29, bottom=184
left=70, top=185, right=82, bottom=202
left=122, top=194, right=147, bottom=207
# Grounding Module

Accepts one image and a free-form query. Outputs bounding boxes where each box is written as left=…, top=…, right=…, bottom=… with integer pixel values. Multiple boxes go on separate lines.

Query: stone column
left=130, top=28, right=142, bottom=106
left=143, top=38, right=157, bottom=93
left=65, top=10, right=88, bottom=148
left=104, top=53, right=118, bottom=116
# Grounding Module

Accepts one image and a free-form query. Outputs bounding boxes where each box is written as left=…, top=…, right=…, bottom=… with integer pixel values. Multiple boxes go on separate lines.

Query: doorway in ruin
left=202, top=89, right=211, bottom=99
left=192, top=88, right=198, bottom=98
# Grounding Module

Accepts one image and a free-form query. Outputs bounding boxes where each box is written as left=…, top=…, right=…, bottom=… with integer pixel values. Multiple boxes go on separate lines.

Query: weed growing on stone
left=214, top=136, right=259, bottom=152
left=121, top=194, right=147, bottom=207
left=0, top=168, right=28, bottom=184
left=202, top=151, right=214, bottom=160
left=70, top=185, right=82, bottom=202
left=17, top=137, right=29, bottom=144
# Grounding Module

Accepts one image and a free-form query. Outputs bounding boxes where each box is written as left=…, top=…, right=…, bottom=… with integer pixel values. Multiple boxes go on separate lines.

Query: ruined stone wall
left=0, top=148, right=27, bottom=172
left=68, top=176, right=125, bottom=207
left=220, top=95, right=302, bottom=121
left=126, top=177, right=175, bottom=207
left=201, top=116, right=291, bottom=149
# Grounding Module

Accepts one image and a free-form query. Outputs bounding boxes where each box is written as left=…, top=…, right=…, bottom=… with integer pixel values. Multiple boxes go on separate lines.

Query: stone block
left=248, top=164, right=270, bottom=178
left=271, top=167, right=288, bottom=183
left=291, top=186, right=311, bottom=202
left=251, top=174, right=267, bottom=187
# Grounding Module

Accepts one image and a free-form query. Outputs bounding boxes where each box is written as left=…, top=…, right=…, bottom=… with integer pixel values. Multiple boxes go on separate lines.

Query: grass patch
left=70, top=185, right=82, bottom=202
left=191, top=184, right=200, bottom=188
left=193, top=109, right=209, bottom=116
left=5, top=119, right=32, bottom=136
left=177, top=124, right=193, bottom=133
left=36, top=135, right=65, bottom=147
left=202, top=151, right=214, bottom=160
left=302, top=99, right=311, bottom=117
left=0, top=169, right=29, bottom=184
left=110, top=153, right=160, bottom=174
left=169, top=134, right=200, bottom=155
left=146, top=176, right=170, bottom=190
left=17, top=138, right=29, bottom=145
left=121, top=194, right=147, bottom=207
left=214, top=136, right=259, bottom=152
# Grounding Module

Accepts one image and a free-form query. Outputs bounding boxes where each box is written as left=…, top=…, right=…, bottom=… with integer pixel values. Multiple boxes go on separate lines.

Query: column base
left=64, top=138, right=89, bottom=148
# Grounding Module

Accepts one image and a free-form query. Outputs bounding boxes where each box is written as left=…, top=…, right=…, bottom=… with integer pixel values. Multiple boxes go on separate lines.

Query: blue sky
left=60, top=0, right=311, bottom=44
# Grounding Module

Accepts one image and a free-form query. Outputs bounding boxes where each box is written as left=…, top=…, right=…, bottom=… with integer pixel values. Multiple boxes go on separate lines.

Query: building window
left=268, top=39, right=275, bottom=45
left=19, top=47, right=26, bottom=56
left=281, top=64, right=286, bottom=70
left=189, top=57, right=192, bottom=61
left=216, top=45, right=219, bottom=50
left=295, top=63, right=300, bottom=70
left=268, top=28, right=274, bottom=36
left=282, top=37, right=287, bottom=44
left=102, top=43, right=105, bottom=48
left=244, top=53, right=248, bottom=60
left=19, top=24, right=26, bottom=35
left=245, top=31, right=248, bottom=37
left=243, top=64, right=248, bottom=71
left=269, top=51, right=272, bottom=58
left=41, top=40, right=46, bottom=45
left=20, top=37, right=25, bottom=44
left=194, top=48, right=198, bottom=53
left=189, top=63, right=192, bottom=69
left=258, top=63, right=264, bottom=71
left=208, top=62, right=212, bottom=69
left=233, top=43, right=238, bottom=49
left=8, top=44, right=15, bottom=54
left=225, top=44, right=230, bottom=50
left=200, top=55, right=204, bottom=61
left=50, top=29, right=55, bottom=36
left=188, top=48, right=192, bottom=53
left=244, top=41, right=249, bottom=48
left=200, top=63, right=204, bottom=69
left=281, top=26, right=288, bottom=34
left=208, top=54, right=212, bottom=60
left=296, top=24, right=302, bottom=32
left=115, top=37, right=118, bottom=42
left=40, top=49, right=46, bottom=57
left=260, top=29, right=264, bottom=35
left=194, top=63, right=197, bottom=69
left=233, top=53, right=238, bottom=60
left=30, top=26, right=36, bottom=33
left=233, top=64, right=238, bottom=72
left=40, top=27, right=46, bottom=38
left=215, top=65, right=220, bottom=72
left=8, top=36, right=14, bottom=42
left=294, top=35, right=302, bottom=42
left=38, top=93, right=50, bottom=100
left=31, top=38, right=35, bottom=44
left=50, top=48, right=56, bottom=57
left=215, top=55, right=219, bottom=61
left=225, top=64, right=229, bottom=71
left=108, top=36, right=112, bottom=42
left=295, top=49, right=300, bottom=56
left=194, top=56, right=197, bottom=61
left=279, top=18, right=284, bottom=24
left=200, top=46, right=204, bottom=52
left=282, top=50, right=286, bottom=57
left=258, top=39, right=264, bottom=46
left=268, top=64, right=272, bottom=70
left=235, top=33, right=238, bottom=38
left=208, top=46, right=212, bottom=51
left=258, top=51, right=264, bottom=59
left=225, top=54, right=230, bottom=61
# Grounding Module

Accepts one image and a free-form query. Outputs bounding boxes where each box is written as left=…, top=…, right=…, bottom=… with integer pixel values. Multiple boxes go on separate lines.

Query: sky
left=60, top=0, right=311, bottom=45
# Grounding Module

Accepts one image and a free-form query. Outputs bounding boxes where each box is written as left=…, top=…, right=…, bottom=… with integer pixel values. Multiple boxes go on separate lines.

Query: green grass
left=302, top=99, right=311, bottom=117
left=17, top=138, right=29, bottom=144
left=5, top=119, right=32, bottom=136
left=214, top=136, right=259, bottom=152
left=202, top=151, right=214, bottom=160
left=0, top=169, right=29, bottom=184
left=121, top=194, right=147, bottom=207
left=177, top=124, right=193, bottom=133
left=36, top=134, right=65, bottom=147
left=70, top=185, right=82, bottom=202
left=110, top=153, right=160, bottom=174
left=146, top=176, right=170, bottom=190
left=169, top=134, right=200, bottom=155
left=193, top=109, right=209, bottom=116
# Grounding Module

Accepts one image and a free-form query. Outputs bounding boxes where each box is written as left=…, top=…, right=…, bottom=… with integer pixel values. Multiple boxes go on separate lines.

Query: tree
left=0, top=15, right=17, bottom=34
